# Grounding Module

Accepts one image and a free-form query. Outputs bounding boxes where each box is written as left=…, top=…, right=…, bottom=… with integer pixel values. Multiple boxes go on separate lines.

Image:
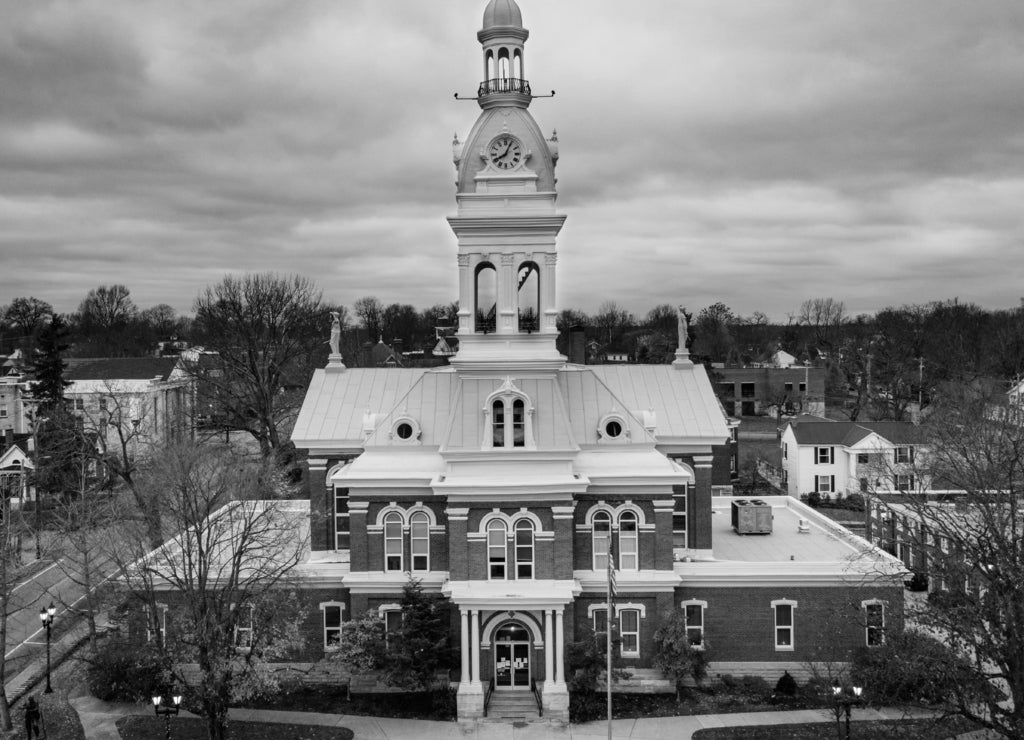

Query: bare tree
left=352, top=296, right=384, bottom=341
left=122, top=443, right=307, bottom=740
left=797, top=297, right=847, bottom=355
left=866, top=384, right=1024, bottom=737
left=190, top=273, right=327, bottom=460
left=2, top=296, right=53, bottom=354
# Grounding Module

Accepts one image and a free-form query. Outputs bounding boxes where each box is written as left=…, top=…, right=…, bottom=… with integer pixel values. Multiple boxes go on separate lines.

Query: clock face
left=488, top=136, right=523, bottom=170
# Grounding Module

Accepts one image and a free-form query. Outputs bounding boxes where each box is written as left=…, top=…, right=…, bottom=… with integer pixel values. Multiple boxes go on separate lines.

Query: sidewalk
left=69, top=696, right=943, bottom=740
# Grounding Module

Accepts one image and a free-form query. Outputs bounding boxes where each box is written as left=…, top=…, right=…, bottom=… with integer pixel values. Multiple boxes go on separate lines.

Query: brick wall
left=675, top=585, right=903, bottom=664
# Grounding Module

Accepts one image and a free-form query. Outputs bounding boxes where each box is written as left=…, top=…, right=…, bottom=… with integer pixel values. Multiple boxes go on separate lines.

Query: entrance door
left=493, top=623, right=531, bottom=690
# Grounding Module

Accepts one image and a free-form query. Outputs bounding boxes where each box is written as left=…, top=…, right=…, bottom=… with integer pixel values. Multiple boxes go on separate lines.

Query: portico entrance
left=493, top=622, right=531, bottom=689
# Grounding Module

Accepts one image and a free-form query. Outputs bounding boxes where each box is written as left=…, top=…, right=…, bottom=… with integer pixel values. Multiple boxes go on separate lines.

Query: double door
left=494, top=642, right=530, bottom=689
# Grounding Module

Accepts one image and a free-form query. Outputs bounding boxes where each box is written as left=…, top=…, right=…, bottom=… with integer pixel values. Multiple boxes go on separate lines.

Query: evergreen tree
left=30, top=313, right=71, bottom=412
left=383, top=578, right=451, bottom=690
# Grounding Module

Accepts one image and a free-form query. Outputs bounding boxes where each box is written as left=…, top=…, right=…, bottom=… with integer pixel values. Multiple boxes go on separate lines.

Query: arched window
left=513, top=49, right=522, bottom=79
left=593, top=511, right=611, bottom=570
left=517, top=262, right=539, bottom=332
left=488, top=520, right=507, bottom=579
left=410, top=511, right=429, bottom=572
left=493, top=400, right=506, bottom=448
left=498, top=48, right=510, bottom=80
left=486, top=50, right=495, bottom=80
left=475, top=263, right=497, bottom=333
left=514, top=519, right=534, bottom=579
left=512, top=399, right=525, bottom=448
left=619, top=511, right=638, bottom=571
left=384, top=512, right=403, bottom=572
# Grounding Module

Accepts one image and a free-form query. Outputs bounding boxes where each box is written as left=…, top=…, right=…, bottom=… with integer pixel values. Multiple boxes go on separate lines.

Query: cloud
left=1, top=0, right=1022, bottom=322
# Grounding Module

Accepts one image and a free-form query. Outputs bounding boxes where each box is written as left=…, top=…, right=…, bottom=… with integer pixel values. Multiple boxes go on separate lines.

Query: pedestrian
left=24, top=695, right=42, bottom=739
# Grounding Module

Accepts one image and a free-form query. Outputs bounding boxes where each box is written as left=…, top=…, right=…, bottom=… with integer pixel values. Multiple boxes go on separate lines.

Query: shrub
left=844, top=492, right=866, bottom=511
left=806, top=492, right=822, bottom=507
left=86, top=640, right=171, bottom=703
left=739, top=675, right=770, bottom=697
left=569, top=691, right=605, bottom=722
left=775, top=671, right=797, bottom=696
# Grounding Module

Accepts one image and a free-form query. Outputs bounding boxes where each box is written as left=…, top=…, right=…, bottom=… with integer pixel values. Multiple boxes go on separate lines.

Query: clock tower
left=449, top=0, right=566, bottom=370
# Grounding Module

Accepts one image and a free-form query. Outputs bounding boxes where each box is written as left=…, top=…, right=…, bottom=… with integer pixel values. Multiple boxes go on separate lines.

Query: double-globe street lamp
left=39, top=602, right=56, bottom=694
left=152, top=694, right=183, bottom=740
left=832, top=682, right=865, bottom=739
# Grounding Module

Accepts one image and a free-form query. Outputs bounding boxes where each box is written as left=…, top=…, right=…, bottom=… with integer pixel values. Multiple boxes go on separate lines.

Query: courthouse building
left=285, top=0, right=904, bottom=721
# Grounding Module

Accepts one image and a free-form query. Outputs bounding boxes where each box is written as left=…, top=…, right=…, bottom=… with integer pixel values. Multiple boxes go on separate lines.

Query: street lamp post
left=152, top=694, right=183, bottom=740
left=832, top=683, right=864, bottom=739
left=39, top=602, right=56, bottom=693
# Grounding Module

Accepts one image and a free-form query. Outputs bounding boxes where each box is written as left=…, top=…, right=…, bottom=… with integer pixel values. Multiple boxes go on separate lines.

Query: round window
left=396, top=422, right=413, bottom=440
left=605, top=420, right=622, bottom=438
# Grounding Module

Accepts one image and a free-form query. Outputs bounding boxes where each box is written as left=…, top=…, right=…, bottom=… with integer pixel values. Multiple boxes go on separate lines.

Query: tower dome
left=482, top=0, right=523, bottom=30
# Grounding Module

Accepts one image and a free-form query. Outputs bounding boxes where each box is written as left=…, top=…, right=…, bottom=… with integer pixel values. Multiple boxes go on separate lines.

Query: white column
left=470, top=609, right=481, bottom=685
left=554, top=608, right=566, bottom=686
left=460, top=610, right=470, bottom=687
left=544, top=610, right=554, bottom=685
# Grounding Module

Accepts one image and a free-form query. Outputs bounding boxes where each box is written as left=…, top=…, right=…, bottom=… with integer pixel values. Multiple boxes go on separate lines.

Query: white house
left=780, top=415, right=925, bottom=497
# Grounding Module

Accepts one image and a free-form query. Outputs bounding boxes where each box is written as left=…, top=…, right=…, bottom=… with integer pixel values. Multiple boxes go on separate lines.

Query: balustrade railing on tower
left=478, top=77, right=531, bottom=97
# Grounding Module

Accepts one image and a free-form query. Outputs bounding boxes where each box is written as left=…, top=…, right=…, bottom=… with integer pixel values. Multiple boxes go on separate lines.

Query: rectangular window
left=857, top=453, right=869, bottom=464
left=799, top=382, right=806, bottom=392
left=72, top=397, right=85, bottom=411
left=783, top=443, right=788, bottom=460
left=718, top=383, right=735, bottom=398
left=815, top=446, right=833, bottom=464
left=619, top=609, right=640, bottom=657
left=323, top=604, right=343, bottom=648
left=773, top=602, right=795, bottom=650
left=784, top=382, right=793, bottom=393
left=864, top=602, right=885, bottom=646
left=672, top=512, right=687, bottom=548
left=0, top=404, right=7, bottom=418
left=384, top=610, right=403, bottom=647
left=895, top=447, right=914, bottom=464
left=593, top=608, right=608, bottom=634
left=894, top=474, right=914, bottom=492
left=815, top=475, right=834, bottom=494
left=683, top=602, right=705, bottom=647
left=740, top=383, right=755, bottom=398
left=99, top=397, right=107, bottom=412
left=234, top=605, right=254, bottom=649
left=334, top=487, right=350, bottom=550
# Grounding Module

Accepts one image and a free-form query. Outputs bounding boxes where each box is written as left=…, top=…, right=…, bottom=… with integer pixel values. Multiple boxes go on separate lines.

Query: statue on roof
left=677, top=305, right=688, bottom=350
left=329, top=311, right=342, bottom=356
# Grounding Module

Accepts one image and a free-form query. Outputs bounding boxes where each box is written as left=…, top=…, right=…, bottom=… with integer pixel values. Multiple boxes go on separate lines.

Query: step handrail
left=483, top=677, right=495, bottom=716
left=531, top=678, right=543, bottom=717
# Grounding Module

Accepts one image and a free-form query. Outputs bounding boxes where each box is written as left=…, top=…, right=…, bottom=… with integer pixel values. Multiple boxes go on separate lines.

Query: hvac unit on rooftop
left=731, top=498, right=773, bottom=535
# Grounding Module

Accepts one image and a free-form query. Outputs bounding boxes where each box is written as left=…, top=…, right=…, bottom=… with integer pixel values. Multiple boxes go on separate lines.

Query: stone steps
left=486, top=691, right=541, bottom=720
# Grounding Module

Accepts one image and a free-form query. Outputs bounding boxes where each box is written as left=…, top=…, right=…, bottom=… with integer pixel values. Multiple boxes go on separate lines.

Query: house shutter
left=814, top=477, right=819, bottom=493
left=830, top=475, right=835, bottom=492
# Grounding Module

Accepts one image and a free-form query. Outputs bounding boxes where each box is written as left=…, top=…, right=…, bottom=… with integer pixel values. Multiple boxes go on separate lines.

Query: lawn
left=693, top=716, right=982, bottom=739
left=117, top=716, right=354, bottom=739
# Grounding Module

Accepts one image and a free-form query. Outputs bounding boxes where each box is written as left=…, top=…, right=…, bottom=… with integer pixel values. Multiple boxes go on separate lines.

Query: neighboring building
left=780, top=415, right=926, bottom=498
left=140, top=1, right=905, bottom=723
left=715, top=366, right=826, bottom=418
left=64, top=357, right=195, bottom=451
left=0, top=370, right=30, bottom=435
left=0, top=430, right=34, bottom=508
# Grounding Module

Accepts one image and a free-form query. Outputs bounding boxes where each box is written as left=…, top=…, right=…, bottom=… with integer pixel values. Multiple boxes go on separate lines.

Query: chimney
left=3, top=428, right=12, bottom=449
left=569, top=325, right=586, bottom=365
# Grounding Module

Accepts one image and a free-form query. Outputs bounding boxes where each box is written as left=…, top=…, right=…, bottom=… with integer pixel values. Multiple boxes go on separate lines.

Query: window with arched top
left=512, top=399, right=525, bottom=447
left=619, top=511, right=639, bottom=571
left=514, top=519, right=534, bottom=579
left=384, top=512, right=403, bottom=572
left=593, top=511, right=612, bottom=571
left=517, top=262, right=539, bottom=332
left=513, top=49, right=522, bottom=79
left=486, top=50, right=495, bottom=80
left=492, top=400, right=506, bottom=447
left=410, top=511, right=430, bottom=572
left=475, top=263, right=497, bottom=333
left=488, top=519, right=508, bottom=579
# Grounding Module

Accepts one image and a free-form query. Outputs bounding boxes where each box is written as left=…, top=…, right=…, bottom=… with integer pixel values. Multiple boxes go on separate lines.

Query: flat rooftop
left=710, top=496, right=871, bottom=563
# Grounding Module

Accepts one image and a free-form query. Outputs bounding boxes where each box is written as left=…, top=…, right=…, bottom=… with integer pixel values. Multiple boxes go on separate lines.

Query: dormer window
left=484, top=379, right=534, bottom=450
left=598, top=412, right=628, bottom=444
left=391, top=416, right=421, bottom=445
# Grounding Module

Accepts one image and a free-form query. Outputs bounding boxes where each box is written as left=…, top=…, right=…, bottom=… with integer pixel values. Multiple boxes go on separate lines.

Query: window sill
left=774, top=646, right=794, bottom=652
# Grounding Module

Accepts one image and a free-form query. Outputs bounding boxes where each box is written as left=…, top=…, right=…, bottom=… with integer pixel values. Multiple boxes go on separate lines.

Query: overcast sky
left=3, top=0, right=1024, bottom=322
